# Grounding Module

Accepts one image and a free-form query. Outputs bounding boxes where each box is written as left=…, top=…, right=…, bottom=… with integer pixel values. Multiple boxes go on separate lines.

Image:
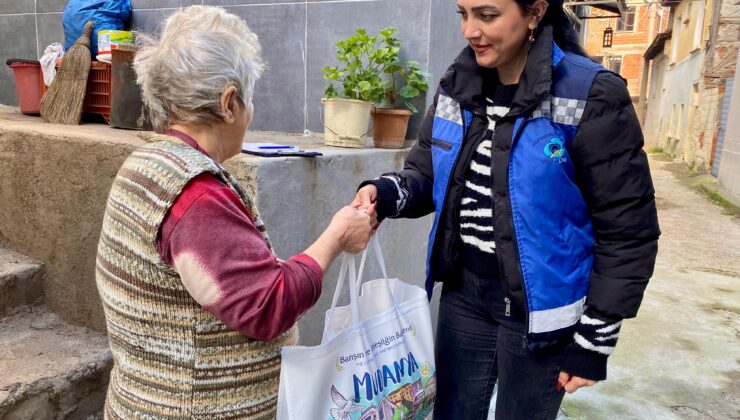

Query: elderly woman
left=95, top=6, right=375, bottom=419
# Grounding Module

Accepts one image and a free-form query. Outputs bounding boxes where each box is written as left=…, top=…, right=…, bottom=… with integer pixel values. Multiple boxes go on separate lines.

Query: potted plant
left=323, top=27, right=429, bottom=148
left=368, top=27, right=430, bottom=149
left=322, top=29, right=381, bottom=148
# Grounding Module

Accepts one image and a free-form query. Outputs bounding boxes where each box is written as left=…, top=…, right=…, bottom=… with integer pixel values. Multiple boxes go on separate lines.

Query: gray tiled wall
left=0, top=0, right=463, bottom=138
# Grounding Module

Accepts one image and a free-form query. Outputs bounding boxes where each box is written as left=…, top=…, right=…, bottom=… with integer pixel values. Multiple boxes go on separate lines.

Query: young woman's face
left=458, top=0, right=536, bottom=69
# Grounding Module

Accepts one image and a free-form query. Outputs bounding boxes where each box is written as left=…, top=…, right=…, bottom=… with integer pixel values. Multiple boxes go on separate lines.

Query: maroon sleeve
left=158, top=173, right=323, bottom=341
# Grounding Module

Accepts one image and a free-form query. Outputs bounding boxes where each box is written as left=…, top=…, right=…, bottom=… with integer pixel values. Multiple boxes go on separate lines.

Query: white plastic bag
left=277, top=236, right=437, bottom=420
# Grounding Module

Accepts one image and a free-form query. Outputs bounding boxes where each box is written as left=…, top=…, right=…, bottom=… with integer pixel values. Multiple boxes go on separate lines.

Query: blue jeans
left=433, top=268, right=567, bottom=420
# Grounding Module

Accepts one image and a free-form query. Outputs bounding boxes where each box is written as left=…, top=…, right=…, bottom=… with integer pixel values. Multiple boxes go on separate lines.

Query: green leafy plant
left=323, top=27, right=430, bottom=113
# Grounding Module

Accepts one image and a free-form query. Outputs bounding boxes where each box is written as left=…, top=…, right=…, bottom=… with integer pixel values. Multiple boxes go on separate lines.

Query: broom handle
left=75, top=21, right=94, bottom=48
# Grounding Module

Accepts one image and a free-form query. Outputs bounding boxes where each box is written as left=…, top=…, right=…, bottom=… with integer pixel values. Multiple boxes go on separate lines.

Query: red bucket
left=6, top=59, right=44, bottom=115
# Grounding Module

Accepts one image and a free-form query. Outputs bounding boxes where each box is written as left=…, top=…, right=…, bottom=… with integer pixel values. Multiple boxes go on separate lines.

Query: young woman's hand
left=352, top=185, right=381, bottom=231
left=351, top=185, right=377, bottom=213
left=558, top=372, right=598, bottom=393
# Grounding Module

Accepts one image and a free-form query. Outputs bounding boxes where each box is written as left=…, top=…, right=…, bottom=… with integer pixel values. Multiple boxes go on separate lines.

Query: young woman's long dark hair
left=518, top=0, right=588, bottom=57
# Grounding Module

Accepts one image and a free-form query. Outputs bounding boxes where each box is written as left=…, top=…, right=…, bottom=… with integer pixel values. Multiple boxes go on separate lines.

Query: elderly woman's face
left=228, top=96, right=254, bottom=156
left=458, top=0, right=536, bottom=69
left=240, top=97, right=254, bottom=133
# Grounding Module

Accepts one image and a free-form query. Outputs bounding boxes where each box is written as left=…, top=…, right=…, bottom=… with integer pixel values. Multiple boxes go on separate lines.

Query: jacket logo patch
left=544, top=138, right=567, bottom=163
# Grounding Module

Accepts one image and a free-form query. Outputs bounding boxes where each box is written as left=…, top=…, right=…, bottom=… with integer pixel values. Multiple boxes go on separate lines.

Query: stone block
left=0, top=0, right=34, bottom=15
left=0, top=248, right=44, bottom=316
left=36, top=0, right=67, bottom=13
left=0, top=15, right=38, bottom=106
left=129, top=8, right=178, bottom=35
left=36, top=13, right=65, bottom=59
left=131, top=0, right=181, bottom=9
left=206, top=0, right=303, bottom=4
left=428, top=0, right=467, bottom=106
left=224, top=3, right=307, bottom=133
left=0, top=306, right=112, bottom=420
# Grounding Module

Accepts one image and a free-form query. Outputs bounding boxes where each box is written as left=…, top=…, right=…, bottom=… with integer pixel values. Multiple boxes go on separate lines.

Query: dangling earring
left=529, top=28, right=536, bottom=43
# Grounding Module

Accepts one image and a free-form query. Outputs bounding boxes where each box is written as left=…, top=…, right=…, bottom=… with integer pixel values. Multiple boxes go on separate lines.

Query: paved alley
left=556, top=157, right=740, bottom=419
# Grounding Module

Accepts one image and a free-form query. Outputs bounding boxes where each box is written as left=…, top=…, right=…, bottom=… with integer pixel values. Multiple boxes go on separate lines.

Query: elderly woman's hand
left=328, top=206, right=376, bottom=254
left=304, top=205, right=376, bottom=273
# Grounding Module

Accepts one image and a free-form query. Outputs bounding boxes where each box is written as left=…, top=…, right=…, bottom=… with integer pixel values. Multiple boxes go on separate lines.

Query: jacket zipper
left=442, top=108, right=472, bottom=268
left=504, top=297, right=511, bottom=317
left=506, top=115, right=532, bottom=330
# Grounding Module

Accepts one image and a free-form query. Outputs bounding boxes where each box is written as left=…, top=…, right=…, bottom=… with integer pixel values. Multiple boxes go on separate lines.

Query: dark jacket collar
left=439, top=25, right=563, bottom=116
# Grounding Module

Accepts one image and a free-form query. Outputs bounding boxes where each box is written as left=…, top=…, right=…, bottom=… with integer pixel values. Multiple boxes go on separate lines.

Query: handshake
left=328, top=184, right=381, bottom=254
left=303, top=184, right=380, bottom=271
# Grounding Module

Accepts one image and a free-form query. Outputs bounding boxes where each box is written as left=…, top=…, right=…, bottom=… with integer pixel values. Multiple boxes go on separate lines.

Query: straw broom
left=40, top=20, right=93, bottom=125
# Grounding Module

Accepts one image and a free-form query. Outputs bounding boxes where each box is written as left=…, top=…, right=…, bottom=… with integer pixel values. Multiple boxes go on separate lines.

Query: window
left=607, top=56, right=623, bottom=74
left=693, top=2, right=706, bottom=50
left=617, top=7, right=636, bottom=31
left=671, top=15, right=682, bottom=63
left=592, top=56, right=604, bottom=65
left=602, top=27, right=614, bottom=47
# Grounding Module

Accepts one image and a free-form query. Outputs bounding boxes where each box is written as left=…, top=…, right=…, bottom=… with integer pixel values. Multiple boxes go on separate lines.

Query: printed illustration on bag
left=329, top=325, right=436, bottom=420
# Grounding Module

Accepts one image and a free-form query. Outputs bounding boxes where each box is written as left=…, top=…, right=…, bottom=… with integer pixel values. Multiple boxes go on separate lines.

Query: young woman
left=352, top=0, right=660, bottom=418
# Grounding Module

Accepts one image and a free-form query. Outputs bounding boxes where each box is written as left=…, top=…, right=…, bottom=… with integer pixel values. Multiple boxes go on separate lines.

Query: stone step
left=0, top=248, right=44, bottom=316
left=0, top=306, right=112, bottom=420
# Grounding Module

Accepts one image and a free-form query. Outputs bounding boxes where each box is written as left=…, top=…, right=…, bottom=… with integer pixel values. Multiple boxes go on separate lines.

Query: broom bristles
left=40, top=20, right=94, bottom=125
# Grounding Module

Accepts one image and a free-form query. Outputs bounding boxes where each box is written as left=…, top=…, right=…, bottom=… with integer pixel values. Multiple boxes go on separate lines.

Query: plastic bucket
left=6, top=60, right=43, bottom=115
left=321, top=97, right=373, bottom=148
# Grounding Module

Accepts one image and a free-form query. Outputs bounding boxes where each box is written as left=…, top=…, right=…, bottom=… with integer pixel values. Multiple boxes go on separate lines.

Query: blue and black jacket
left=363, top=26, right=660, bottom=380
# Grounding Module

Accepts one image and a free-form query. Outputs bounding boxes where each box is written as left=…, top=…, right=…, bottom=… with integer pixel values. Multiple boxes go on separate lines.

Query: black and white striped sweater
left=458, top=83, right=516, bottom=278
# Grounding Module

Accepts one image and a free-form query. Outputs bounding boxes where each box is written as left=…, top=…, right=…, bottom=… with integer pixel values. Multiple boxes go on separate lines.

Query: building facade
left=642, top=0, right=739, bottom=173
left=581, top=0, right=670, bottom=101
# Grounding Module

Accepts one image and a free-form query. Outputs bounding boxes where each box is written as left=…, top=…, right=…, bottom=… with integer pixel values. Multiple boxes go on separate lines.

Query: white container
left=321, top=97, right=373, bottom=148
left=97, top=30, right=133, bottom=63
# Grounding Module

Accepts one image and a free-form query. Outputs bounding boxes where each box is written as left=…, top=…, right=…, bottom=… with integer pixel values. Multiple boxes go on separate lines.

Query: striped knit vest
left=96, top=134, right=297, bottom=419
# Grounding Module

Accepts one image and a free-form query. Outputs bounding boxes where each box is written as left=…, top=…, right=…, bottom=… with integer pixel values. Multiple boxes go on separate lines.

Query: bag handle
left=327, top=234, right=396, bottom=328
left=329, top=254, right=361, bottom=324
left=355, top=234, right=389, bottom=291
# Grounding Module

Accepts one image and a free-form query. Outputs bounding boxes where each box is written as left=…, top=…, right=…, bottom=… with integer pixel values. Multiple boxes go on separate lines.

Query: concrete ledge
left=0, top=107, right=432, bottom=344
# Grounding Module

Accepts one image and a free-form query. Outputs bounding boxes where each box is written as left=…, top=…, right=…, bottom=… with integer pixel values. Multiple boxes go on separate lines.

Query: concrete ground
left=487, top=157, right=740, bottom=419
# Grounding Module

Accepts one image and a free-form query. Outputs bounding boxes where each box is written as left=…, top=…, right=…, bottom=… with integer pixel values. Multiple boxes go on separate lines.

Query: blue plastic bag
left=63, top=0, right=131, bottom=56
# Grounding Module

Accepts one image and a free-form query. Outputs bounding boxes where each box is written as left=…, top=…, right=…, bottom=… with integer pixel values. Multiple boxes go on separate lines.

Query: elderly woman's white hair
left=134, top=6, right=264, bottom=133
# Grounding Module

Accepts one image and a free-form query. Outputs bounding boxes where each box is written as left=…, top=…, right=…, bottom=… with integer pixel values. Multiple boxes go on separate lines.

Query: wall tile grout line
left=306, top=0, right=381, bottom=4
left=304, top=0, right=309, bottom=134
left=425, top=0, right=431, bottom=77
left=0, top=12, right=63, bottom=17
left=34, top=0, right=40, bottom=59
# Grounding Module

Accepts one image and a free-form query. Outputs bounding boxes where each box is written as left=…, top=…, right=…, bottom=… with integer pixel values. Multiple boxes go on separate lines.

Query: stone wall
left=684, top=0, right=739, bottom=172
left=717, top=55, right=740, bottom=195
left=691, top=83, right=722, bottom=171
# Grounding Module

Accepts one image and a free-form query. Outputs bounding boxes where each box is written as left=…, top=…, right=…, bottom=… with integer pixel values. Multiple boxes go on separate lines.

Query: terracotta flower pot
left=372, top=108, right=413, bottom=149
